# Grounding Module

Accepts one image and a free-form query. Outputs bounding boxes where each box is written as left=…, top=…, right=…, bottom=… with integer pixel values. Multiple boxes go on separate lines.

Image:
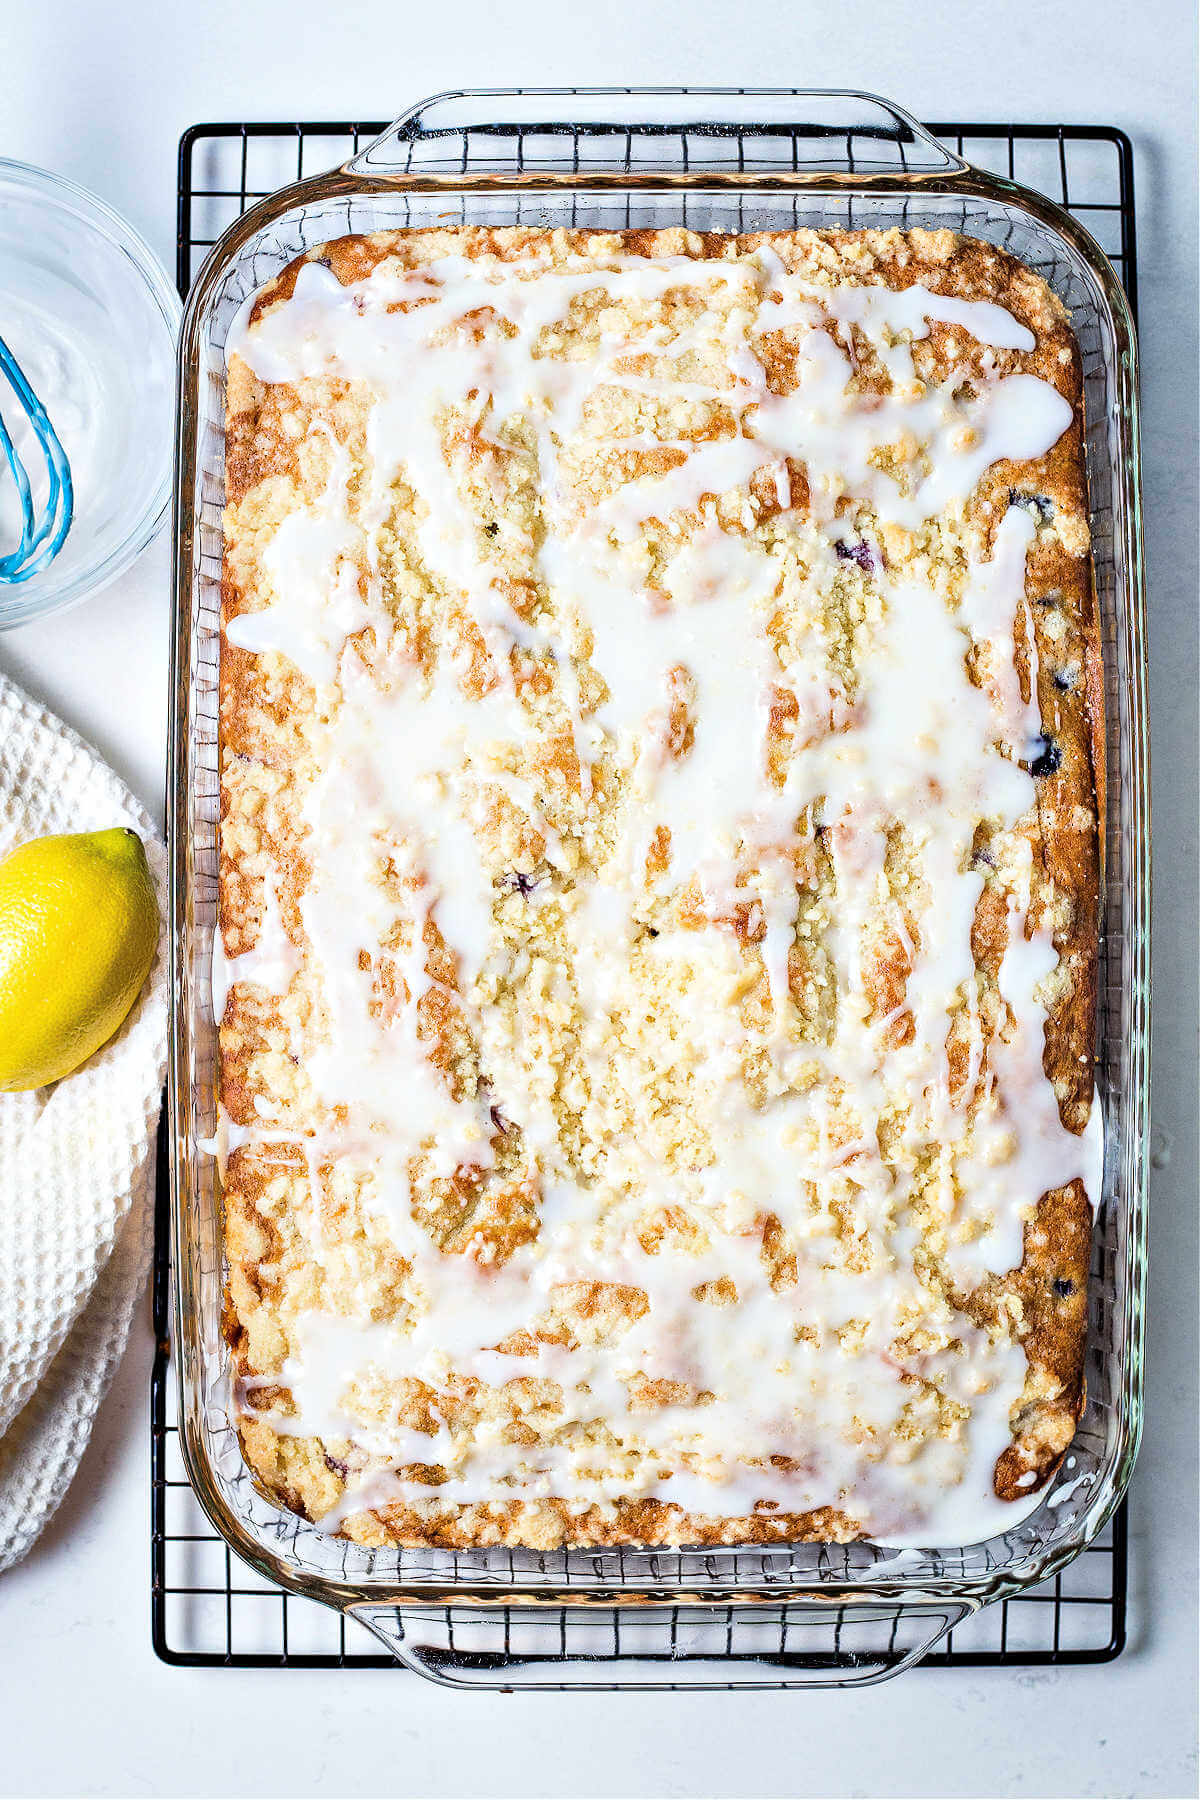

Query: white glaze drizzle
left=220, top=238, right=1101, bottom=1546
left=211, top=868, right=300, bottom=1023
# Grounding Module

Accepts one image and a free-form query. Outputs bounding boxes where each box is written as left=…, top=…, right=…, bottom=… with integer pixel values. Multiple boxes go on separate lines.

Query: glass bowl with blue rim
left=0, top=159, right=180, bottom=629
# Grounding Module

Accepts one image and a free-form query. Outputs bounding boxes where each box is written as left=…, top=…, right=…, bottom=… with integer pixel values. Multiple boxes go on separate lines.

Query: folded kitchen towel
left=0, top=670, right=167, bottom=1571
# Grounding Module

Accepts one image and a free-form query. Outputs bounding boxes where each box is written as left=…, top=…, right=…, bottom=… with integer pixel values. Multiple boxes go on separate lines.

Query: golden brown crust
left=990, top=1179, right=1093, bottom=1499
left=220, top=225, right=1101, bottom=1547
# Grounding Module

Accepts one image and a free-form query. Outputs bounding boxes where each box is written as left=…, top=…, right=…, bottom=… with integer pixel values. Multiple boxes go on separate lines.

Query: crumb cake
left=216, top=225, right=1104, bottom=1551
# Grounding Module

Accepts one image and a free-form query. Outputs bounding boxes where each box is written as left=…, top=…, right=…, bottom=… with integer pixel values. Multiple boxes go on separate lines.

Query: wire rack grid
left=156, top=110, right=1136, bottom=1672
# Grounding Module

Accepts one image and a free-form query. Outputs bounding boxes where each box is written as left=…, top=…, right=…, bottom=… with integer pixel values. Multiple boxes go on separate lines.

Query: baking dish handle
left=345, top=88, right=969, bottom=180
left=347, top=1598, right=975, bottom=1689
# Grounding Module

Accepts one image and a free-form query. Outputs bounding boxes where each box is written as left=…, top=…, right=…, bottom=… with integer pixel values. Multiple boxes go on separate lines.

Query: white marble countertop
left=2, top=2, right=1196, bottom=1794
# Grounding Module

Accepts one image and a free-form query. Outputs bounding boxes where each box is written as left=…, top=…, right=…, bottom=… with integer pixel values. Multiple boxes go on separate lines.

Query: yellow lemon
left=0, top=828, right=158, bottom=1092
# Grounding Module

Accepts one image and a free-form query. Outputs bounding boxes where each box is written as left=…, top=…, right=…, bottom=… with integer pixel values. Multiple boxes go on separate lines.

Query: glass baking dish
left=166, top=88, right=1149, bottom=1688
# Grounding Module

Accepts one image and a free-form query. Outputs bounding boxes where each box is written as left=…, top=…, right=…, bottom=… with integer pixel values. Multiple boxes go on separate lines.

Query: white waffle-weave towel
left=0, top=670, right=167, bottom=1571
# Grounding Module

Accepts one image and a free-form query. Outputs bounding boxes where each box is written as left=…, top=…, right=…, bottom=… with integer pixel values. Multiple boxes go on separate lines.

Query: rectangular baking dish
left=167, top=88, right=1149, bottom=1689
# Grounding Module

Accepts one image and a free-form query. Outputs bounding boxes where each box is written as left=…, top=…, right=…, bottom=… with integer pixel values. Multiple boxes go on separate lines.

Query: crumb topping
left=218, top=226, right=1100, bottom=1550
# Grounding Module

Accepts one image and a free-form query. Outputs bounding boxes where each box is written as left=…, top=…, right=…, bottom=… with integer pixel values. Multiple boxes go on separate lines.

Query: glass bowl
left=0, top=159, right=180, bottom=629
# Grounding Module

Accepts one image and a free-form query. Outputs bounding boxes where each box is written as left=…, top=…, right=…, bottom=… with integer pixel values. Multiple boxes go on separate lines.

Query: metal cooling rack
left=155, top=111, right=1136, bottom=1672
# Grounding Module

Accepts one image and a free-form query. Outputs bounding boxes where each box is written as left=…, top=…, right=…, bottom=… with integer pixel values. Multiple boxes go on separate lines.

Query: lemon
left=0, top=828, right=158, bottom=1092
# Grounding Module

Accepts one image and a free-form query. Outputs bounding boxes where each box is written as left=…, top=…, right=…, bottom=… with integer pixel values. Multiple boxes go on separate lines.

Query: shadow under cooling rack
left=157, top=112, right=1136, bottom=1673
